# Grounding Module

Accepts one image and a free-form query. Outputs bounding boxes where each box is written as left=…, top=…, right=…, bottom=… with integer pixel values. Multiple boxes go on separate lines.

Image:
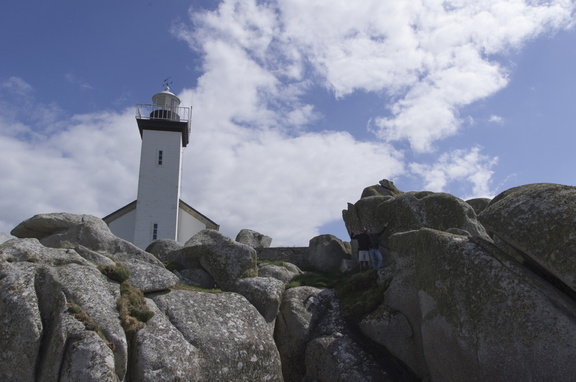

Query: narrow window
left=152, top=223, right=158, bottom=240
left=158, top=150, right=163, bottom=165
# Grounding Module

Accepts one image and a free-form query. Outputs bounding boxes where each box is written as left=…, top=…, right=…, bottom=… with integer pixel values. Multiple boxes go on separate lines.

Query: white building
left=104, top=86, right=218, bottom=249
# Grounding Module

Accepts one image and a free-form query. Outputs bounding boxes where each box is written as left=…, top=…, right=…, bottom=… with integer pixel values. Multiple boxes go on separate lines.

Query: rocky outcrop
left=2, top=215, right=285, bottom=382
left=236, top=228, right=273, bottom=248
left=343, top=186, right=491, bottom=243
left=0, top=239, right=126, bottom=381
left=479, top=183, right=576, bottom=293
left=384, top=228, right=576, bottom=381
left=275, top=287, right=395, bottom=382
left=338, top=180, right=576, bottom=380
left=3, top=180, right=576, bottom=382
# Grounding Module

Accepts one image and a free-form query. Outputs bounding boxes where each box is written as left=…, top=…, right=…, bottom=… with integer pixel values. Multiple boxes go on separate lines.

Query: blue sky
left=1, top=0, right=575, bottom=246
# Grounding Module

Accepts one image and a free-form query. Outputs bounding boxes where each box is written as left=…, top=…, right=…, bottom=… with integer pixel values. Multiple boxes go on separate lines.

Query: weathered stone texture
left=479, top=183, right=576, bottom=292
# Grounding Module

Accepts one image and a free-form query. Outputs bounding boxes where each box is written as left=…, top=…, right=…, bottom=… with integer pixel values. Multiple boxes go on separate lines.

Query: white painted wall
left=133, top=129, right=183, bottom=249
left=177, top=207, right=208, bottom=244
left=107, top=208, right=136, bottom=243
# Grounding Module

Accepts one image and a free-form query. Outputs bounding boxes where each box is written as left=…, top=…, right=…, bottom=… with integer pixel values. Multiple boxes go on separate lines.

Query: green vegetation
left=173, top=282, right=222, bottom=293
left=67, top=301, right=115, bottom=350
left=117, top=281, right=154, bottom=339
left=287, top=269, right=386, bottom=317
left=98, top=263, right=130, bottom=283
left=257, top=259, right=287, bottom=267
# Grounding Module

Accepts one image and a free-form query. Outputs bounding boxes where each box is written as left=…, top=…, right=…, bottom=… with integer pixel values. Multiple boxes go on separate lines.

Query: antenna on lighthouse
left=162, top=77, right=173, bottom=91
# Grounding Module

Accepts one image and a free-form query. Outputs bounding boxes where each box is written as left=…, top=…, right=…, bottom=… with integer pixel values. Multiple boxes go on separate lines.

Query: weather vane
left=163, top=77, right=173, bottom=91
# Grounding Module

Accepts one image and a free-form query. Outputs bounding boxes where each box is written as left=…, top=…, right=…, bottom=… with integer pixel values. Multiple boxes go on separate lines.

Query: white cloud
left=0, top=82, right=140, bottom=236
left=408, top=147, right=498, bottom=198
left=489, top=114, right=504, bottom=124
left=176, top=0, right=574, bottom=153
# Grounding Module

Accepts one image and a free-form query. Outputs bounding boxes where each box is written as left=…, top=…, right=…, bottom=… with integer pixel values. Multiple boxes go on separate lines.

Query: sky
left=1, top=0, right=575, bottom=246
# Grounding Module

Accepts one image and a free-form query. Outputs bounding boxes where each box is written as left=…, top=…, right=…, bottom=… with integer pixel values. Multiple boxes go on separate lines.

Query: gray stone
left=38, top=264, right=127, bottom=380
left=157, top=245, right=203, bottom=270
left=0, top=238, right=92, bottom=267
left=236, top=228, right=273, bottom=248
left=132, top=298, right=202, bottom=381
left=359, top=305, right=414, bottom=368
left=192, top=231, right=258, bottom=291
left=258, top=263, right=301, bottom=284
left=466, top=197, right=491, bottom=215
left=385, top=227, right=576, bottom=381
left=344, top=190, right=492, bottom=243
left=0, top=261, right=42, bottom=382
left=175, top=268, right=215, bottom=289
left=34, top=215, right=177, bottom=293
left=275, top=287, right=331, bottom=382
left=308, top=234, right=351, bottom=272
left=11, top=213, right=108, bottom=240
left=305, top=333, right=394, bottom=382
left=360, top=179, right=403, bottom=198
left=151, top=289, right=283, bottom=381
left=0, top=238, right=126, bottom=381
left=479, top=183, right=576, bottom=293
left=184, top=228, right=223, bottom=247
left=233, top=277, right=285, bottom=323
left=145, top=239, right=184, bottom=258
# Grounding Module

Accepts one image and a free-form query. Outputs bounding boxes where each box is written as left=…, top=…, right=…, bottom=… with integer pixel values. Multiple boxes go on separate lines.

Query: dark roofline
left=102, top=199, right=219, bottom=230
left=102, top=200, right=137, bottom=223
left=178, top=199, right=219, bottom=230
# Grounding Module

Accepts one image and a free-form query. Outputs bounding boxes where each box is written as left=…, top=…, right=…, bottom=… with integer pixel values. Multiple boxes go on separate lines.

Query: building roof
left=103, top=199, right=219, bottom=230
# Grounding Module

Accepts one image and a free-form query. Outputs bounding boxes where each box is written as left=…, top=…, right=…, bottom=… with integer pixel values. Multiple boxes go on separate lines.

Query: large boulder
left=236, top=229, right=272, bottom=248
left=233, top=277, right=285, bottom=323
left=145, top=239, right=184, bottom=258
left=188, top=231, right=258, bottom=291
left=308, top=234, right=351, bottom=272
left=384, top=227, right=576, bottom=381
left=258, top=262, right=301, bottom=284
left=343, top=190, right=492, bottom=244
left=479, top=183, right=576, bottom=292
left=11, top=213, right=108, bottom=240
left=150, top=289, right=283, bottom=381
left=20, top=214, right=178, bottom=293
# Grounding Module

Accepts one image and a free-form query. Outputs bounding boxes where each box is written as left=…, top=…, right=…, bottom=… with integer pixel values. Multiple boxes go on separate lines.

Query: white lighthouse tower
left=132, top=85, right=188, bottom=248
left=103, top=83, right=218, bottom=249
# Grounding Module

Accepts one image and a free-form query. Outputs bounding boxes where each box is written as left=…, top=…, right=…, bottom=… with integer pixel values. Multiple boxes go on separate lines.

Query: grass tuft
left=173, top=283, right=222, bottom=293
left=98, top=263, right=130, bottom=283
left=117, top=281, right=154, bottom=339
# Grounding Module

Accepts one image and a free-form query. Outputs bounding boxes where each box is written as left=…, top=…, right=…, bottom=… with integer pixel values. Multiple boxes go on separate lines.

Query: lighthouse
left=104, top=84, right=218, bottom=249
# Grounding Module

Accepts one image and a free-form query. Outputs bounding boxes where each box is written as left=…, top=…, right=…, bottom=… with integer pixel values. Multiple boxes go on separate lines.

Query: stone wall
left=257, top=247, right=310, bottom=270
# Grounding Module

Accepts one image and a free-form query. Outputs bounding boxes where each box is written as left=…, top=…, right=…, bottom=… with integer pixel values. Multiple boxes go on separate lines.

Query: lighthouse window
left=158, top=150, right=163, bottom=165
left=152, top=223, right=158, bottom=240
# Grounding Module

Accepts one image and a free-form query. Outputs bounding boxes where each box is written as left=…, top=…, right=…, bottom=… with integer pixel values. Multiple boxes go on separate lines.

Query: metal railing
left=136, top=104, right=192, bottom=124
